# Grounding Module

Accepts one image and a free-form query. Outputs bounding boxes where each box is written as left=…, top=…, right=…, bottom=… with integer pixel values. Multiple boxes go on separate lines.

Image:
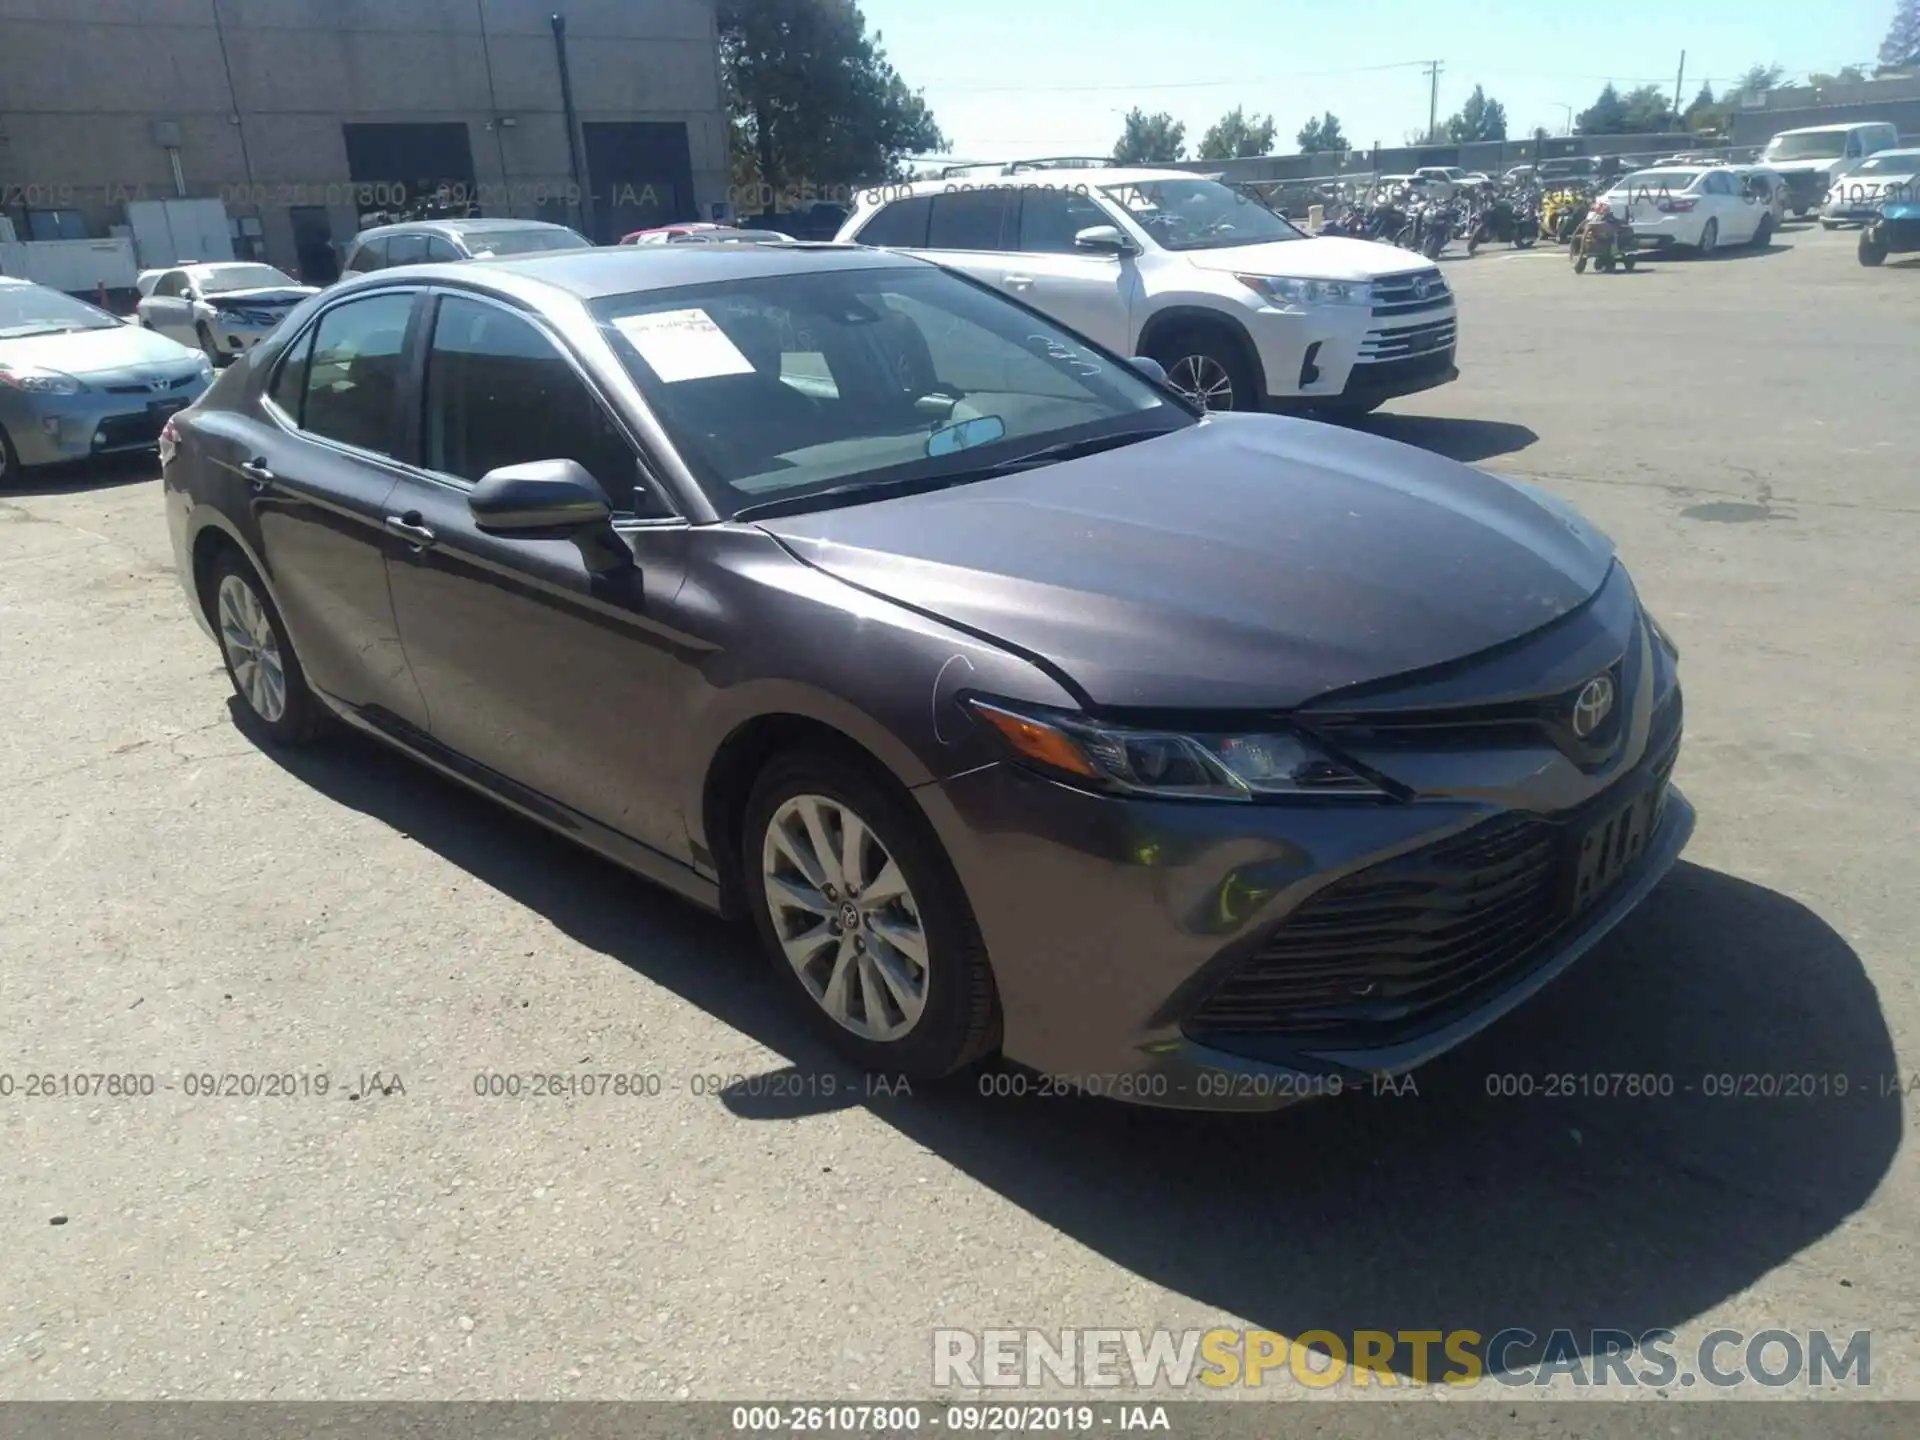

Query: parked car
left=1821, top=147, right=1920, bottom=228
left=340, top=218, right=592, bottom=275
left=136, top=261, right=318, bottom=364
left=1723, top=164, right=1793, bottom=229
left=1601, top=166, right=1776, bottom=255
left=836, top=168, right=1458, bottom=416
left=620, top=223, right=796, bottom=246
left=1535, top=156, right=1601, bottom=187
left=1, top=276, right=211, bottom=481
left=1412, top=166, right=1475, bottom=202
left=160, top=243, right=1690, bottom=1107
left=1858, top=194, right=1920, bottom=265
left=1760, top=121, right=1903, bottom=216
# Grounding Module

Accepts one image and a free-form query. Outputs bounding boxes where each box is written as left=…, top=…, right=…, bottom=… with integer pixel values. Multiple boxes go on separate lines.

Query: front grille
left=104, top=373, right=196, bottom=396
left=1344, top=346, right=1455, bottom=391
left=1187, top=725, right=1681, bottom=1044
left=1357, top=318, right=1457, bottom=363
left=1310, top=658, right=1629, bottom=764
left=1370, top=268, right=1450, bottom=317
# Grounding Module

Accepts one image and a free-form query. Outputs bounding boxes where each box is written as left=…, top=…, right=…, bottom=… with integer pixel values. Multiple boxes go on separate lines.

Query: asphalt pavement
left=1, top=220, right=1916, bottom=1404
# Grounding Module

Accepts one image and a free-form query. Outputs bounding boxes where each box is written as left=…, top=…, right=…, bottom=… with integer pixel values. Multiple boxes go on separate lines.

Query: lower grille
left=1345, top=346, right=1456, bottom=391
left=1359, top=318, right=1456, bottom=362
left=1186, top=727, right=1680, bottom=1044
left=94, top=409, right=169, bottom=450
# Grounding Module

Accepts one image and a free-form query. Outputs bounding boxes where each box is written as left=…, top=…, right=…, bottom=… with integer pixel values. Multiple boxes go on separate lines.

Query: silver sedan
left=0, top=277, right=212, bottom=481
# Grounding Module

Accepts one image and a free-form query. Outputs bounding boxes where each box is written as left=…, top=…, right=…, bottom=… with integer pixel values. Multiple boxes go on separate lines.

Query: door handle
left=384, top=514, right=437, bottom=548
left=239, top=458, right=276, bottom=492
left=1003, top=273, right=1035, bottom=290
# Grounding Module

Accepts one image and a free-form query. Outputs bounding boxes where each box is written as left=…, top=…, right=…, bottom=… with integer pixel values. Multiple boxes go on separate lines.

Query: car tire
left=0, top=423, right=21, bottom=487
left=195, top=322, right=223, bottom=366
left=1858, top=228, right=1889, bottom=267
left=742, top=749, right=1000, bottom=1082
left=1149, top=326, right=1257, bottom=413
left=1695, top=219, right=1718, bottom=258
left=206, top=548, right=324, bottom=745
left=1820, top=219, right=1840, bottom=231
left=1752, top=214, right=1774, bottom=248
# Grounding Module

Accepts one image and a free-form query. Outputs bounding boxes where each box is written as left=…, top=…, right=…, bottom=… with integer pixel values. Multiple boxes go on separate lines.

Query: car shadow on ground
left=1348, top=414, right=1539, bottom=464
left=1, top=452, right=158, bottom=497
left=258, top=723, right=1900, bottom=1378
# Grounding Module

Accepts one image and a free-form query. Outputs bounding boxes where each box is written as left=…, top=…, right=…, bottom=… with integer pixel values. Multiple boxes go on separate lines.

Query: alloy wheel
left=1165, top=354, right=1235, bottom=411
left=761, top=794, right=928, bottom=1041
left=216, top=573, right=288, bottom=723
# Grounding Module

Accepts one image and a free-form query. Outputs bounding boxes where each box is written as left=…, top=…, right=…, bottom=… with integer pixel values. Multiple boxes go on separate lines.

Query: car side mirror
left=469, top=459, right=633, bottom=576
left=1128, top=355, right=1169, bottom=386
left=1073, top=225, right=1137, bottom=256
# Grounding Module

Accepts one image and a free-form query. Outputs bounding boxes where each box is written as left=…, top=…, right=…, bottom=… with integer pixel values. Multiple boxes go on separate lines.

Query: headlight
left=0, top=365, right=85, bottom=396
left=966, top=698, right=1385, bottom=801
left=1234, top=274, right=1373, bottom=312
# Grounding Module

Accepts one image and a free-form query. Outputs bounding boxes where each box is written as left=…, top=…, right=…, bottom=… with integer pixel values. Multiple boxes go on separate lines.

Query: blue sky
left=858, top=0, right=1895, bottom=160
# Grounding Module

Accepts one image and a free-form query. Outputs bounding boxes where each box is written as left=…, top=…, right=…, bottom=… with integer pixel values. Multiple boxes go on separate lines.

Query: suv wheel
left=1150, top=327, right=1256, bottom=413
left=743, top=750, right=999, bottom=1081
left=209, top=551, right=324, bottom=744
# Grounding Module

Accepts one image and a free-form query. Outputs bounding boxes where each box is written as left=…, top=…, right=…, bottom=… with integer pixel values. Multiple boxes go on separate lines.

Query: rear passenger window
left=854, top=197, right=931, bottom=248
left=347, top=239, right=386, bottom=273
left=425, top=236, right=462, bottom=263
left=386, top=233, right=429, bottom=267
left=268, top=327, right=315, bottom=421
left=298, top=292, right=416, bottom=456
left=927, top=190, right=1018, bottom=251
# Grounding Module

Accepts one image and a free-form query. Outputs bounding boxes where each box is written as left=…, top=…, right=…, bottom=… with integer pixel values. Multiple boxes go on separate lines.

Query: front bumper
left=1, top=374, right=209, bottom=468
left=1247, top=281, right=1458, bottom=405
left=205, top=314, right=287, bottom=357
left=915, top=608, right=1688, bottom=1110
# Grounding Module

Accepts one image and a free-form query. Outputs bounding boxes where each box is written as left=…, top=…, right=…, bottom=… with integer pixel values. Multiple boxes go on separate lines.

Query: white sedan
left=1600, top=166, right=1776, bottom=256
left=1821, top=148, right=1920, bottom=229
left=135, top=262, right=317, bottom=363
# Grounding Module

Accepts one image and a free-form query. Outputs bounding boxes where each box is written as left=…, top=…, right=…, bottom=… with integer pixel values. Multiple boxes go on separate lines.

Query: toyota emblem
left=1571, top=674, right=1616, bottom=739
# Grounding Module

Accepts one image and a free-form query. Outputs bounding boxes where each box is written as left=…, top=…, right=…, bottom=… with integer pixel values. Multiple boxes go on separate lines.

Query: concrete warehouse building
left=0, top=0, right=730, bottom=282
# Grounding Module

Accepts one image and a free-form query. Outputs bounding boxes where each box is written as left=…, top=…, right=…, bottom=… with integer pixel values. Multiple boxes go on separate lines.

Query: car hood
left=1767, top=157, right=1846, bottom=178
left=757, top=415, right=1615, bottom=710
left=1179, top=235, right=1434, bottom=281
left=0, top=324, right=201, bottom=377
left=203, top=286, right=317, bottom=306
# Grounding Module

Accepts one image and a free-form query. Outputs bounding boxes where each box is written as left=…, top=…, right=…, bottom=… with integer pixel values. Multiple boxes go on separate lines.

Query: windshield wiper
left=730, top=428, right=1175, bottom=523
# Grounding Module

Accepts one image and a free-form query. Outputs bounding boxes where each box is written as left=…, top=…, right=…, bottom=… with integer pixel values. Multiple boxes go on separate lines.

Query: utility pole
left=1672, top=50, right=1687, bottom=130
left=1424, top=60, right=1445, bottom=143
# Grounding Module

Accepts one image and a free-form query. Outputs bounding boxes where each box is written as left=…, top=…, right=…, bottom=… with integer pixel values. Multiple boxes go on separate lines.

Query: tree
left=1881, top=0, right=1920, bottom=65
left=1734, top=63, right=1785, bottom=97
left=1575, top=82, right=1629, bottom=134
left=1621, top=83, right=1676, bottom=131
left=1112, top=109, right=1188, bottom=164
left=1682, top=82, right=1723, bottom=133
left=1809, top=64, right=1871, bottom=85
left=1197, top=106, right=1278, bottom=160
left=1296, top=111, right=1348, bottom=154
left=719, top=0, right=946, bottom=200
left=1444, top=84, right=1508, bottom=142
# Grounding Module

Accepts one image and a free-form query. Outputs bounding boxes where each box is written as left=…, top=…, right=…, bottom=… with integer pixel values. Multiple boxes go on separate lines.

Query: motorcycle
left=1570, top=201, right=1637, bottom=273
left=1397, top=198, right=1453, bottom=259
left=1542, top=187, right=1593, bottom=245
left=1466, top=192, right=1539, bottom=253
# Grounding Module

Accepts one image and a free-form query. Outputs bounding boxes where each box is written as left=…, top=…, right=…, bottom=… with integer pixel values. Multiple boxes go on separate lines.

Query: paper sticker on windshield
left=613, top=308, right=755, bottom=382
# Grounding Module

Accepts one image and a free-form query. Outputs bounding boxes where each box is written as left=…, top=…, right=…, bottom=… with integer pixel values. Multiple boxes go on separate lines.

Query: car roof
left=862, top=167, right=1197, bottom=204
left=352, top=218, right=581, bottom=241
left=1863, top=146, right=1920, bottom=159
left=1771, top=122, right=1887, bottom=136
left=327, top=242, right=926, bottom=303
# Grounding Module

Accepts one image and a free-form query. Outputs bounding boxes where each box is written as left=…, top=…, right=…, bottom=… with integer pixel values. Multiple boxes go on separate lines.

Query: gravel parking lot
left=3, top=222, right=1916, bottom=1402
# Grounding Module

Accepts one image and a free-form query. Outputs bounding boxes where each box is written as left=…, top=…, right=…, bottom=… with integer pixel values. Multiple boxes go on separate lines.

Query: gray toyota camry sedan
left=162, top=243, right=1690, bottom=1109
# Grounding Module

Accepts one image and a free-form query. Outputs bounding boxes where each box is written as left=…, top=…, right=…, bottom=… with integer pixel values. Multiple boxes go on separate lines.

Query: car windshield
left=1765, top=134, right=1847, bottom=160
left=0, top=283, right=123, bottom=337
left=593, top=264, right=1190, bottom=519
left=1853, top=153, right=1920, bottom=175
left=465, top=228, right=592, bottom=257
left=195, top=265, right=298, bottom=294
left=1613, top=170, right=1702, bottom=193
left=1098, top=178, right=1304, bottom=250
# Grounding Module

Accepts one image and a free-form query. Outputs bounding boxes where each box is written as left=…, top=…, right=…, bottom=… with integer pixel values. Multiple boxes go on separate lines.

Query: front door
left=381, top=291, right=697, bottom=861
left=1005, top=188, right=1139, bottom=353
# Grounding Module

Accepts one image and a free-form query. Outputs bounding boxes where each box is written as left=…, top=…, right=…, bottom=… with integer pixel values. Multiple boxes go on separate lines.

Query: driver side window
left=1017, top=190, right=1116, bottom=255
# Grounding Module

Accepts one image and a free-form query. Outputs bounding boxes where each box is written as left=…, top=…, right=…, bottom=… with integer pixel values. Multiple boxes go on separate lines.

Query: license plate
left=1569, top=781, right=1667, bottom=917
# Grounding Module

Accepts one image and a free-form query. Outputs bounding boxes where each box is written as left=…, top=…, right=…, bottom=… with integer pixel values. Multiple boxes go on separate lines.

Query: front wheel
left=208, top=550, right=324, bottom=745
left=1571, top=239, right=1588, bottom=273
left=744, top=752, right=1000, bottom=1081
left=1467, top=225, right=1485, bottom=256
left=1752, top=214, right=1774, bottom=248
left=1621, top=253, right=1637, bottom=272
left=1820, top=219, right=1840, bottom=231
left=1859, top=227, right=1889, bottom=266
left=195, top=322, right=223, bottom=366
left=0, top=424, right=21, bottom=488
left=1151, top=327, right=1256, bottom=413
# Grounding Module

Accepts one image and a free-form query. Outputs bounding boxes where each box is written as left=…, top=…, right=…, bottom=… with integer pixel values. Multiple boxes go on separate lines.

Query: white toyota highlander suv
left=834, top=168, right=1458, bottom=416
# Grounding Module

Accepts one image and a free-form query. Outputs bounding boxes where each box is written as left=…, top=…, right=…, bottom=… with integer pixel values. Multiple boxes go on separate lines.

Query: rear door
left=239, top=288, right=431, bottom=726
left=144, top=271, right=193, bottom=342
left=918, top=189, right=1021, bottom=291
left=1700, top=170, right=1754, bottom=241
left=380, top=290, right=696, bottom=861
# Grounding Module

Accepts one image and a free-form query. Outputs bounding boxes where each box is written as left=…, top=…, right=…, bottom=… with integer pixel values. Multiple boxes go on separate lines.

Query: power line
left=921, top=59, right=1434, bottom=94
